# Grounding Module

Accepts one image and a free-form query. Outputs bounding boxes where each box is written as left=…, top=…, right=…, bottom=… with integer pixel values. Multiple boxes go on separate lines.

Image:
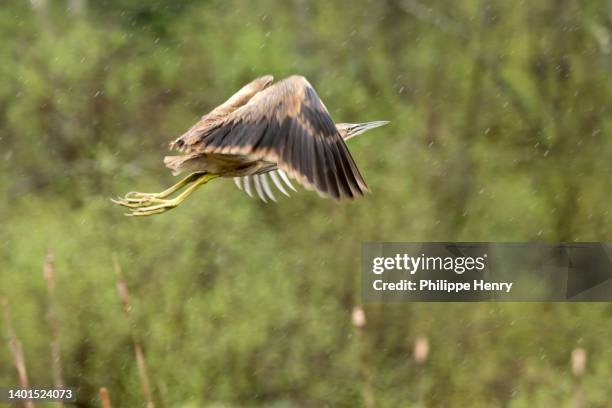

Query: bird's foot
left=111, top=194, right=179, bottom=216
left=124, top=198, right=180, bottom=217
left=112, top=172, right=219, bottom=217
left=111, top=193, right=167, bottom=209
left=125, top=191, right=160, bottom=200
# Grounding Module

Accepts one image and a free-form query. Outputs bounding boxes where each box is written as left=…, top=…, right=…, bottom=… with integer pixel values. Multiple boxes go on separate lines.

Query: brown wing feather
left=171, top=75, right=368, bottom=199
left=170, top=75, right=273, bottom=150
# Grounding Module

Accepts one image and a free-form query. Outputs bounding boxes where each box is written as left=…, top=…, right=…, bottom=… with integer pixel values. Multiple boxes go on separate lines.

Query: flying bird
left=113, top=75, right=389, bottom=216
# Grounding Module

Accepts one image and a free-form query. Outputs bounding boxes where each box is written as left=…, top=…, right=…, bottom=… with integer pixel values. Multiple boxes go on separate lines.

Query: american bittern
left=113, top=75, right=389, bottom=216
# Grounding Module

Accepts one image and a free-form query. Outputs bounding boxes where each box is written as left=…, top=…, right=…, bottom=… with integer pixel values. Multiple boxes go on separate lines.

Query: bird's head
left=336, top=121, right=390, bottom=141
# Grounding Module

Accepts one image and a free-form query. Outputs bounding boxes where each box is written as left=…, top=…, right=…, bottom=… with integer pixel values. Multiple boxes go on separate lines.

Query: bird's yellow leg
left=123, top=172, right=205, bottom=200
left=126, top=173, right=220, bottom=217
left=112, top=172, right=206, bottom=209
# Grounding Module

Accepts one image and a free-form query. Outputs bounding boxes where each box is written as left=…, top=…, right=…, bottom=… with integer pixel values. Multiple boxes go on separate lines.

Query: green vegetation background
left=1, top=0, right=611, bottom=406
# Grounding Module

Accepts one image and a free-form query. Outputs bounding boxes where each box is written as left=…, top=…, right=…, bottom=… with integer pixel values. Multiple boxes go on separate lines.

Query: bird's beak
left=357, top=121, right=390, bottom=132
left=345, top=121, right=390, bottom=140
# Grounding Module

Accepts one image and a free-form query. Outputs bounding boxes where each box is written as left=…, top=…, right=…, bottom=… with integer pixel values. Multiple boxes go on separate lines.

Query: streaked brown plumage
left=113, top=75, right=389, bottom=215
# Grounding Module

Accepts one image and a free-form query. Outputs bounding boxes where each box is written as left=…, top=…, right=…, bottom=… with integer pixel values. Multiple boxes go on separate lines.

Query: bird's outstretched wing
left=171, top=75, right=274, bottom=150
left=171, top=75, right=368, bottom=199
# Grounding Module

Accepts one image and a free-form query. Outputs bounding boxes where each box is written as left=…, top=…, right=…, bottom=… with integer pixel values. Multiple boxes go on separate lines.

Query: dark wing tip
left=264, top=77, right=369, bottom=200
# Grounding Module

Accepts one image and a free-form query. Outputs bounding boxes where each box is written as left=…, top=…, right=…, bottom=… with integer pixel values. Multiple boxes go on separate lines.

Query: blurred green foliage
left=1, top=0, right=611, bottom=406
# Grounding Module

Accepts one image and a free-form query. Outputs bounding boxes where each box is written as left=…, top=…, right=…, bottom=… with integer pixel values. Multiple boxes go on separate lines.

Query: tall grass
left=2, top=297, right=35, bottom=408
left=43, top=249, right=64, bottom=407
left=113, top=255, right=155, bottom=408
